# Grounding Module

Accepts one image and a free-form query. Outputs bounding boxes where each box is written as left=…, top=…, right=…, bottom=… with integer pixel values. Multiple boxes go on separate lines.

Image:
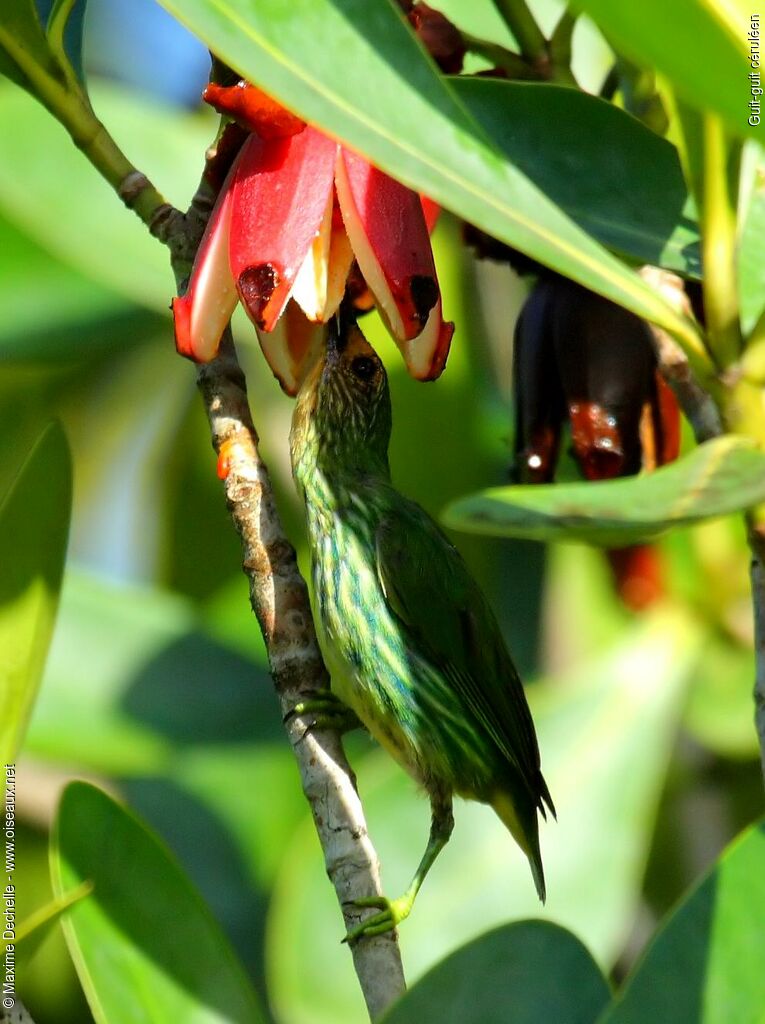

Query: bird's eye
left=350, top=355, right=378, bottom=382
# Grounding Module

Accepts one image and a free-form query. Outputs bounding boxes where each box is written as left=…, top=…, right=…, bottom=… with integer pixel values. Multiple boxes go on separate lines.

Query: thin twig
left=749, top=530, right=765, bottom=779
left=639, top=267, right=723, bottom=442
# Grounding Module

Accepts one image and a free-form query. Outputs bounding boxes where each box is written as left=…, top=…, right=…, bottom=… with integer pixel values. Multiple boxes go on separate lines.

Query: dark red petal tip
left=237, top=264, right=281, bottom=330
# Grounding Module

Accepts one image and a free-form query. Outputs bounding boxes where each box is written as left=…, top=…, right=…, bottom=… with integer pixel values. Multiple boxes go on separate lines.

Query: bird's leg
left=284, top=688, right=364, bottom=734
left=343, top=788, right=454, bottom=943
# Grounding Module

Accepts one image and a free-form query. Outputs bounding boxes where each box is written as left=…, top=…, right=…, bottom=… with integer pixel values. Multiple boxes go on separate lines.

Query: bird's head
left=291, top=312, right=392, bottom=478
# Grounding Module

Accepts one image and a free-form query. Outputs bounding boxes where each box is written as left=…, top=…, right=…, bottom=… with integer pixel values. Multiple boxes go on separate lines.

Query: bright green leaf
left=0, top=81, right=214, bottom=312
left=442, top=437, right=765, bottom=546
left=602, top=820, right=765, bottom=1023
left=739, top=144, right=765, bottom=335
left=155, top=0, right=702, bottom=358
left=0, top=0, right=59, bottom=93
left=267, top=612, right=698, bottom=1024
left=51, top=781, right=264, bottom=1024
left=382, top=921, right=610, bottom=1024
left=0, top=421, right=71, bottom=764
left=574, top=0, right=756, bottom=140
left=452, top=78, right=700, bottom=277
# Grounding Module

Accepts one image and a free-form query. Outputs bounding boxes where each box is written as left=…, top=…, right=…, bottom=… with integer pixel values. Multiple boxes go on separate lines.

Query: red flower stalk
left=173, top=81, right=453, bottom=395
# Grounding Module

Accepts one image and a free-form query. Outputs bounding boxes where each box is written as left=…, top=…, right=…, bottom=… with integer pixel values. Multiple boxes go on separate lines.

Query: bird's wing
left=375, top=505, right=547, bottom=807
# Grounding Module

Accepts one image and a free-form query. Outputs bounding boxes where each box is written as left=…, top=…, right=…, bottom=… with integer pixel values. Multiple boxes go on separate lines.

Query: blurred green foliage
left=0, top=1, right=763, bottom=1022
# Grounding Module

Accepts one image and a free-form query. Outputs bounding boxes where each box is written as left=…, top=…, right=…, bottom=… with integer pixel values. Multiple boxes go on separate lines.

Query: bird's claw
left=342, top=894, right=413, bottom=944
left=284, top=691, right=363, bottom=735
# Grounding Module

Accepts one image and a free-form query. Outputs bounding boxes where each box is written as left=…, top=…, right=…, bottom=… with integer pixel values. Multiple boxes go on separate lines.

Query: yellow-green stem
left=701, top=115, right=742, bottom=368
left=492, top=0, right=547, bottom=66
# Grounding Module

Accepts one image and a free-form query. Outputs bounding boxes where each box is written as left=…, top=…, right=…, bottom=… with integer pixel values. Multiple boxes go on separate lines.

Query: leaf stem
left=460, top=33, right=537, bottom=77
left=701, top=114, right=742, bottom=368
left=491, top=0, right=547, bottom=67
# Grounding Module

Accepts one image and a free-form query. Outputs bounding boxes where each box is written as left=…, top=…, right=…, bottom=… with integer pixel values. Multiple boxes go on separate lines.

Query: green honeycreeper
left=289, top=315, right=554, bottom=941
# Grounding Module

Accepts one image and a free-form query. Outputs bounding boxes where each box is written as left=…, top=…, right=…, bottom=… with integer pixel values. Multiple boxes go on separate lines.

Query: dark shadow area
left=120, top=630, right=282, bottom=745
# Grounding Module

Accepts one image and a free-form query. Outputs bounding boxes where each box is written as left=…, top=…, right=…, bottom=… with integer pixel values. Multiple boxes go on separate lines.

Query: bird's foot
left=342, top=892, right=415, bottom=943
left=285, top=689, right=363, bottom=735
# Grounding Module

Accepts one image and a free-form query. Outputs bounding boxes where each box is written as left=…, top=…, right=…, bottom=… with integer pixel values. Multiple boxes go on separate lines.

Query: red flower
left=173, top=82, right=453, bottom=395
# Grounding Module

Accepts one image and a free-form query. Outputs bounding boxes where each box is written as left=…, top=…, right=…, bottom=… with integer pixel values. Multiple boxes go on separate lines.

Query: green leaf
left=0, top=421, right=71, bottom=764
left=4, top=881, right=92, bottom=975
left=26, top=571, right=242, bottom=774
left=155, top=0, right=702, bottom=359
left=51, top=781, right=264, bottom=1024
left=382, top=921, right=610, bottom=1024
left=385, top=921, right=609, bottom=1023
left=0, top=81, right=214, bottom=312
left=0, top=0, right=59, bottom=93
left=602, top=820, right=765, bottom=1023
left=739, top=144, right=765, bottom=335
left=0, top=213, right=132, bottom=359
left=574, top=0, right=755, bottom=139
left=452, top=78, right=700, bottom=278
left=443, top=437, right=765, bottom=546
left=267, top=612, right=698, bottom=1024
left=42, top=0, right=87, bottom=80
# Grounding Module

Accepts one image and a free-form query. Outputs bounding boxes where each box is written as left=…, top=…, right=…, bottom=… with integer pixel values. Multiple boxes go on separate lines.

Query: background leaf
left=738, top=143, right=765, bottom=335
left=0, top=213, right=131, bottom=359
left=0, top=81, right=214, bottom=311
left=39, top=0, right=87, bottom=80
left=51, top=781, right=264, bottom=1024
left=0, top=0, right=59, bottom=93
left=573, top=0, right=754, bottom=139
left=0, top=421, right=71, bottom=763
left=382, top=921, right=611, bottom=1024
left=443, top=438, right=765, bottom=546
left=602, top=820, right=765, bottom=1023
left=452, top=78, right=700, bottom=277
left=154, top=0, right=699, bottom=350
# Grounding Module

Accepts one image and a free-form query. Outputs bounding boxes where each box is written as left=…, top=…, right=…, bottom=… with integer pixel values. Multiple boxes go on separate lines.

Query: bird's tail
left=491, top=788, right=547, bottom=903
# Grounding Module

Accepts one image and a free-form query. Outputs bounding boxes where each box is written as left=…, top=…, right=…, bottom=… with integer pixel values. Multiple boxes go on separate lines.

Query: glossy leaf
left=0, top=81, right=213, bottom=311
left=574, top=0, right=755, bottom=139
left=0, top=0, right=58, bottom=93
left=155, top=0, right=702, bottom=356
left=0, top=422, right=71, bottom=764
left=443, top=437, right=765, bottom=546
left=267, top=612, right=698, bottom=1024
left=602, top=820, right=765, bottom=1023
left=452, top=78, right=700, bottom=277
left=51, top=781, right=264, bottom=1024
left=382, top=921, right=611, bottom=1024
